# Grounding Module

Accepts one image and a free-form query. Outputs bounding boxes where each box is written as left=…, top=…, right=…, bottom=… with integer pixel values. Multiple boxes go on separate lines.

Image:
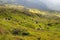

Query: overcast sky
left=26, top=0, right=60, bottom=11
left=39, top=0, right=60, bottom=11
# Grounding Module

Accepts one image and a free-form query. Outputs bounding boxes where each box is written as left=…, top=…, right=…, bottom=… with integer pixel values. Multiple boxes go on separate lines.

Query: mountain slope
left=0, top=5, right=60, bottom=40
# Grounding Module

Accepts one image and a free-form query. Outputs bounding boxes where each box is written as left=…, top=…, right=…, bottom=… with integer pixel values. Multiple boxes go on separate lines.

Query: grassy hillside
left=0, top=5, right=60, bottom=40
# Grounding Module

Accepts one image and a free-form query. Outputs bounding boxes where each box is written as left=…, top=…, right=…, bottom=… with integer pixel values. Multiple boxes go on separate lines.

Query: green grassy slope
left=0, top=5, right=60, bottom=40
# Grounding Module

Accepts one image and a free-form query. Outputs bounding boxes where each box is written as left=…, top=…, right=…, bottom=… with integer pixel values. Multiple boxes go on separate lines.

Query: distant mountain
left=0, top=0, right=60, bottom=11
left=0, top=0, right=49, bottom=10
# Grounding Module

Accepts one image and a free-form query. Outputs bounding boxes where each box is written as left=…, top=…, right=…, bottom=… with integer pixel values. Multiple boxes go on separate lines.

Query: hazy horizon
left=0, top=0, right=60, bottom=11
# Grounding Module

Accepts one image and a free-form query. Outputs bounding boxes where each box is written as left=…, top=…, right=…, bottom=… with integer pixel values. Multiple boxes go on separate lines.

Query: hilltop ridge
left=3, top=4, right=60, bottom=18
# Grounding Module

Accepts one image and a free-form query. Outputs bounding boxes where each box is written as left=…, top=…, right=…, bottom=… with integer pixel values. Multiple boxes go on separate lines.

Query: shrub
left=47, top=23, right=52, bottom=26
left=11, top=28, right=30, bottom=36
left=5, top=18, right=11, bottom=20
left=37, top=37, right=41, bottom=40
left=22, top=32, right=30, bottom=36
left=12, top=29, right=21, bottom=35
